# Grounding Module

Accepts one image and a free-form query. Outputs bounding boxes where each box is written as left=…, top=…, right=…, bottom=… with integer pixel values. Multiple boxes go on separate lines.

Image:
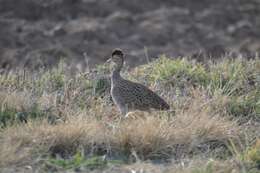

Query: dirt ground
left=0, top=0, right=260, bottom=70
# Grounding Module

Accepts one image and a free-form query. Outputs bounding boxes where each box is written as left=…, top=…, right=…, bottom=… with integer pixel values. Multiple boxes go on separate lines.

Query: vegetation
left=244, top=139, right=260, bottom=169
left=0, top=57, right=259, bottom=172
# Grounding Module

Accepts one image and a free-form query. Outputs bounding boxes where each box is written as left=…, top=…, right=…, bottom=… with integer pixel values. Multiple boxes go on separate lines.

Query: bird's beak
left=106, top=58, right=111, bottom=63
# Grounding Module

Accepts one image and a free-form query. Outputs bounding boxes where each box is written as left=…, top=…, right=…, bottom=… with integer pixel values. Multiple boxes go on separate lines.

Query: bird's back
left=111, top=78, right=170, bottom=111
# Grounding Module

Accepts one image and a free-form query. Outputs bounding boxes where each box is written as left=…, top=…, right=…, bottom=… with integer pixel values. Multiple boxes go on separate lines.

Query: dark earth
left=0, top=0, right=260, bottom=71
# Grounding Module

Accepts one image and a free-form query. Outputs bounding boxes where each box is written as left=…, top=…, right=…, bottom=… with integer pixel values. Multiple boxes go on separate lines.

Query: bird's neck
left=111, top=65, right=123, bottom=83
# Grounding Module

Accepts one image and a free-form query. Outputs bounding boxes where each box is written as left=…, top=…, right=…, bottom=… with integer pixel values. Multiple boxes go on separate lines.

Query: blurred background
left=0, top=0, right=260, bottom=71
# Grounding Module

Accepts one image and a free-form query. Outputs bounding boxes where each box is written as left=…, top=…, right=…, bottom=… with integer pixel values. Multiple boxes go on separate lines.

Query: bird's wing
left=127, top=81, right=169, bottom=110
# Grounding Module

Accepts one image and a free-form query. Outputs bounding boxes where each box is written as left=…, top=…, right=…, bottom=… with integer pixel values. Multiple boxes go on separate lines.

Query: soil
left=0, top=0, right=260, bottom=71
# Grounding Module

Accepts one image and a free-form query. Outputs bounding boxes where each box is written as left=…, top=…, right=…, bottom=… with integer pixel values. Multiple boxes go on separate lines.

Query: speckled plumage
left=109, top=48, right=170, bottom=116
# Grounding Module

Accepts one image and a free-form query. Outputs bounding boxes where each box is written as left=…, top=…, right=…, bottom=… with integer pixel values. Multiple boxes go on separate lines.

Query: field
left=0, top=56, right=260, bottom=173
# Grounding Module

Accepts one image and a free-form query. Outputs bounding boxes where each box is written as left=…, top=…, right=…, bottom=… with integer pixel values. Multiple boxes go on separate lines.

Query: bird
left=107, top=48, right=170, bottom=117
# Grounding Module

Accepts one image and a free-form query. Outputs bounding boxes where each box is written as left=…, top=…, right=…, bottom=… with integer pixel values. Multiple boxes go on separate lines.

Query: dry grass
left=120, top=159, right=241, bottom=173
left=0, top=95, right=239, bottom=167
left=0, top=57, right=259, bottom=172
left=0, top=90, right=33, bottom=111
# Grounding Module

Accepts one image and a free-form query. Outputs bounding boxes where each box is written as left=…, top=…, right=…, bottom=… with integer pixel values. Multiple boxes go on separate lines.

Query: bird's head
left=107, top=48, right=124, bottom=70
